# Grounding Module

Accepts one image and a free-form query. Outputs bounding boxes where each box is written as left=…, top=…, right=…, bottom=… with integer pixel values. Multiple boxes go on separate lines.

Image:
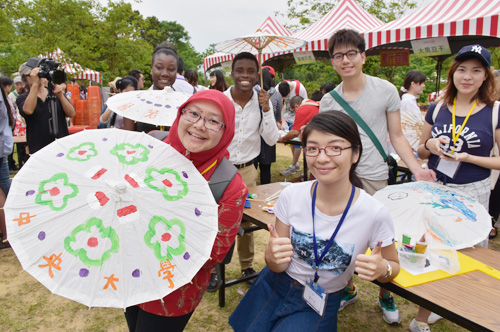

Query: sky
left=108, top=0, right=291, bottom=53
left=99, top=0, right=434, bottom=54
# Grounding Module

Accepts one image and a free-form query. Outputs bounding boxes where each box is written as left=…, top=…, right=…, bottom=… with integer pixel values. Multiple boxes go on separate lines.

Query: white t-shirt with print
left=274, top=181, right=395, bottom=294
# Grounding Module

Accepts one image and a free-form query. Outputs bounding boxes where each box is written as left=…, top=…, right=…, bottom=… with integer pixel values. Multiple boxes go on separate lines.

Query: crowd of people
left=1, top=27, right=499, bottom=332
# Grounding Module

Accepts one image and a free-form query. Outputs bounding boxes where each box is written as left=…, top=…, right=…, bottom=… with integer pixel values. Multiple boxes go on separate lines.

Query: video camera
left=26, top=57, right=66, bottom=85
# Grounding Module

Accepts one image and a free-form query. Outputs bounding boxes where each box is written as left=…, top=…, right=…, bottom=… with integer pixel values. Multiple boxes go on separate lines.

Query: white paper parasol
left=106, top=87, right=190, bottom=127
left=5, top=129, right=218, bottom=308
left=373, top=181, right=491, bottom=249
left=400, top=109, right=424, bottom=151
left=214, top=30, right=306, bottom=87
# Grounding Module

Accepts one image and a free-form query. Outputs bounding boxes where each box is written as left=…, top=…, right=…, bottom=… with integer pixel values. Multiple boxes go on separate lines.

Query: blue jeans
left=0, top=157, right=11, bottom=195
left=229, top=267, right=342, bottom=332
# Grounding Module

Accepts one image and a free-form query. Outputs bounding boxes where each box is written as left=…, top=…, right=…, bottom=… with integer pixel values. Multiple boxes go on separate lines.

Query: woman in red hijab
left=125, top=90, right=248, bottom=332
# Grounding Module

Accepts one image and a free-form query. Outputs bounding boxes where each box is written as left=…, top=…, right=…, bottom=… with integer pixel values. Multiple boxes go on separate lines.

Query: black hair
left=116, top=76, right=138, bottom=91
left=278, top=81, right=291, bottom=97
left=328, top=29, right=366, bottom=57
left=184, top=69, right=198, bottom=87
left=128, top=69, right=143, bottom=80
left=177, top=57, right=184, bottom=75
left=320, top=82, right=335, bottom=94
left=261, top=67, right=275, bottom=91
left=302, top=111, right=363, bottom=188
left=209, top=70, right=229, bottom=92
left=0, top=83, right=15, bottom=127
left=311, top=91, right=324, bottom=101
left=152, top=42, right=179, bottom=66
left=401, top=70, right=426, bottom=97
left=0, top=77, right=14, bottom=88
left=231, top=52, right=259, bottom=72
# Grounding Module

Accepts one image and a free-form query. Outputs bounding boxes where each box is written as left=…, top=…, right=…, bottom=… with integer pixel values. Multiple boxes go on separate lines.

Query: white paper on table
left=404, top=259, right=439, bottom=276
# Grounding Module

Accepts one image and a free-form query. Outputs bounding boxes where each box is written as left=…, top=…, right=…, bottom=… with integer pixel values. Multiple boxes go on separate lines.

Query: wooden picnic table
left=244, top=182, right=500, bottom=331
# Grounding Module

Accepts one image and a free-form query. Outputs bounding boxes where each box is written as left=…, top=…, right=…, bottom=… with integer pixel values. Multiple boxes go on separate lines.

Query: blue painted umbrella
left=4, top=129, right=218, bottom=308
left=374, top=181, right=491, bottom=250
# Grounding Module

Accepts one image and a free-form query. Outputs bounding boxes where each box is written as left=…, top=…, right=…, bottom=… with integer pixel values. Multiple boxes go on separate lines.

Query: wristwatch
left=383, top=260, right=392, bottom=279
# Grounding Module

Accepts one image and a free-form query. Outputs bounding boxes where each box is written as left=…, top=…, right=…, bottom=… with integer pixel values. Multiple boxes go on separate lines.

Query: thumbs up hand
left=355, top=241, right=387, bottom=281
left=265, top=223, right=294, bottom=267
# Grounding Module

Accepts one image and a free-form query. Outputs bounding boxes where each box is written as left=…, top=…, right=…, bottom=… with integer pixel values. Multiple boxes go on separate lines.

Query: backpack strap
left=432, top=100, right=444, bottom=124
left=294, top=80, right=300, bottom=95
left=208, top=157, right=237, bottom=202
left=329, top=90, right=388, bottom=161
left=149, top=130, right=169, bottom=141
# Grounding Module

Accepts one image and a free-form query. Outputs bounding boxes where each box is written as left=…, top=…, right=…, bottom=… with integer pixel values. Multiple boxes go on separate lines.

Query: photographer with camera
left=16, top=57, right=75, bottom=154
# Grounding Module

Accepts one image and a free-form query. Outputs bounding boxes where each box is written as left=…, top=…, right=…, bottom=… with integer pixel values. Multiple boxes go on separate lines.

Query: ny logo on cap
left=472, top=45, right=482, bottom=54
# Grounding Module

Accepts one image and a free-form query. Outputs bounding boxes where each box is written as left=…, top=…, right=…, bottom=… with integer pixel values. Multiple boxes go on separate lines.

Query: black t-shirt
left=17, top=90, right=69, bottom=154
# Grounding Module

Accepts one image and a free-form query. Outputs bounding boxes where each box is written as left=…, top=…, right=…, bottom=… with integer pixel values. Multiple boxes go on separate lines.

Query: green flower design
left=110, top=143, right=150, bottom=165
left=67, top=142, right=98, bottom=161
left=64, top=217, right=119, bottom=267
left=35, top=173, right=79, bottom=211
left=144, top=216, right=186, bottom=261
left=144, top=167, right=189, bottom=201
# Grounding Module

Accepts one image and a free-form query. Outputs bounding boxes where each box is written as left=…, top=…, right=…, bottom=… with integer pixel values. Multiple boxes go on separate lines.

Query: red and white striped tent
left=292, top=0, right=384, bottom=52
left=203, top=16, right=293, bottom=72
left=263, top=0, right=385, bottom=66
left=364, top=0, right=500, bottom=54
left=43, top=48, right=102, bottom=84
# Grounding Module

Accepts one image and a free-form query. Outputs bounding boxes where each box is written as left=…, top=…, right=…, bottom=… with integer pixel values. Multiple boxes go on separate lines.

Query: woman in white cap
left=415, top=44, right=500, bottom=332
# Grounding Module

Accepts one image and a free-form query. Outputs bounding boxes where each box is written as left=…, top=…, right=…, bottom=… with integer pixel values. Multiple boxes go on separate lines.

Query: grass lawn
left=1, top=152, right=498, bottom=331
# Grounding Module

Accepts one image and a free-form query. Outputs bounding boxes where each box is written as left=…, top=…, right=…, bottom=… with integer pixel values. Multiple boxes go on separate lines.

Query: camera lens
left=52, top=70, right=66, bottom=85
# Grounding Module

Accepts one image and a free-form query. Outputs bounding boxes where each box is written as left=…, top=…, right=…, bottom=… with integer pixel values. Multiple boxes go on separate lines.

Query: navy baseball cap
left=454, top=44, right=491, bottom=67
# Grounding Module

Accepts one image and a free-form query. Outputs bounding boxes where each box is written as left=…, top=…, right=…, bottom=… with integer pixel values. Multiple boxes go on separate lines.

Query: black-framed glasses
left=331, top=50, right=360, bottom=62
left=303, top=145, right=352, bottom=157
left=181, top=108, right=225, bottom=132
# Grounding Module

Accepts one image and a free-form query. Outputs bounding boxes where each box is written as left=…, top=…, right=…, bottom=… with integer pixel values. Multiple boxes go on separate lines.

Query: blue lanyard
left=311, top=181, right=355, bottom=283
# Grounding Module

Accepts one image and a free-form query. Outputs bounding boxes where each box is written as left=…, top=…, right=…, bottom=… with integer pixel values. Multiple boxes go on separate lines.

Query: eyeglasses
left=331, top=50, right=360, bottom=62
left=181, top=108, right=225, bottom=132
left=303, top=146, right=352, bottom=157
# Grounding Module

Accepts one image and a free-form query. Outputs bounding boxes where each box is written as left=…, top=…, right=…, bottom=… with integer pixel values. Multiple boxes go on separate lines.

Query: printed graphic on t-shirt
left=431, top=124, right=481, bottom=152
left=291, top=227, right=354, bottom=275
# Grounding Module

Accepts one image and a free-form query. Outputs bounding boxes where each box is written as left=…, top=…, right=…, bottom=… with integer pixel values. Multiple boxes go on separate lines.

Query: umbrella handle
left=259, top=51, right=264, bottom=91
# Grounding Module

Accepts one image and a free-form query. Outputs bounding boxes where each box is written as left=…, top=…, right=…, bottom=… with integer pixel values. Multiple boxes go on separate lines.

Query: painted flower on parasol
left=373, top=181, right=491, bottom=250
left=5, top=129, right=219, bottom=308
left=106, top=86, right=190, bottom=127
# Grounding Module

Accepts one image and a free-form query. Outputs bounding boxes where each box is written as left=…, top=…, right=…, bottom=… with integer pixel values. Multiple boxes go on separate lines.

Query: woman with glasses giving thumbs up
left=229, top=111, right=399, bottom=332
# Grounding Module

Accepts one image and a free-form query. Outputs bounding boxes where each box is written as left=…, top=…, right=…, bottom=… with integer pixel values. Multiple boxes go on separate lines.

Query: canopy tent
left=263, top=0, right=385, bottom=69
left=363, top=0, right=500, bottom=92
left=364, top=0, right=500, bottom=52
left=43, top=48, right=102, bottom=84
left=203, top=16, right=293, bottom=72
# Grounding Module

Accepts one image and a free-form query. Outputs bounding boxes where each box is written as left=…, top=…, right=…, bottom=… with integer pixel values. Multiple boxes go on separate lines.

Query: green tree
left=142, top=19, right=202, bottom=72
left=96, top=0, right=152, bottom=82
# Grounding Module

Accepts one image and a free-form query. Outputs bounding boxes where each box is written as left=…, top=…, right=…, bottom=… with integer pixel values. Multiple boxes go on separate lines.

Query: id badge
left=436, top=158, right=461, bottom=179
left=302, top=279, right=327, bottom=316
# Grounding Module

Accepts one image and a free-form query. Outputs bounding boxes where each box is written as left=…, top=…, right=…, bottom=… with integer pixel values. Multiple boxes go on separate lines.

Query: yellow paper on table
left=365, top=249, right=500, bottom=288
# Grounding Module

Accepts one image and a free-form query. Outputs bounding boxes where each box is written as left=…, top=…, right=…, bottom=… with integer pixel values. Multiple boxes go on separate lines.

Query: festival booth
left=203, top=16, right=294, bottom=72
left=42, top=48, right=103, bottom=128
left=263, top=0, right=385, bottom=70
left=44, top=48, right=102, bottom=85
left=363, top=0, right=500, bottom=91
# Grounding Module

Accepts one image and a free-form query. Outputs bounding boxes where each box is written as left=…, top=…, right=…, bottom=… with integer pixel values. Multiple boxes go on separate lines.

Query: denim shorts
left=229, top=267, right=343, bottom=332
